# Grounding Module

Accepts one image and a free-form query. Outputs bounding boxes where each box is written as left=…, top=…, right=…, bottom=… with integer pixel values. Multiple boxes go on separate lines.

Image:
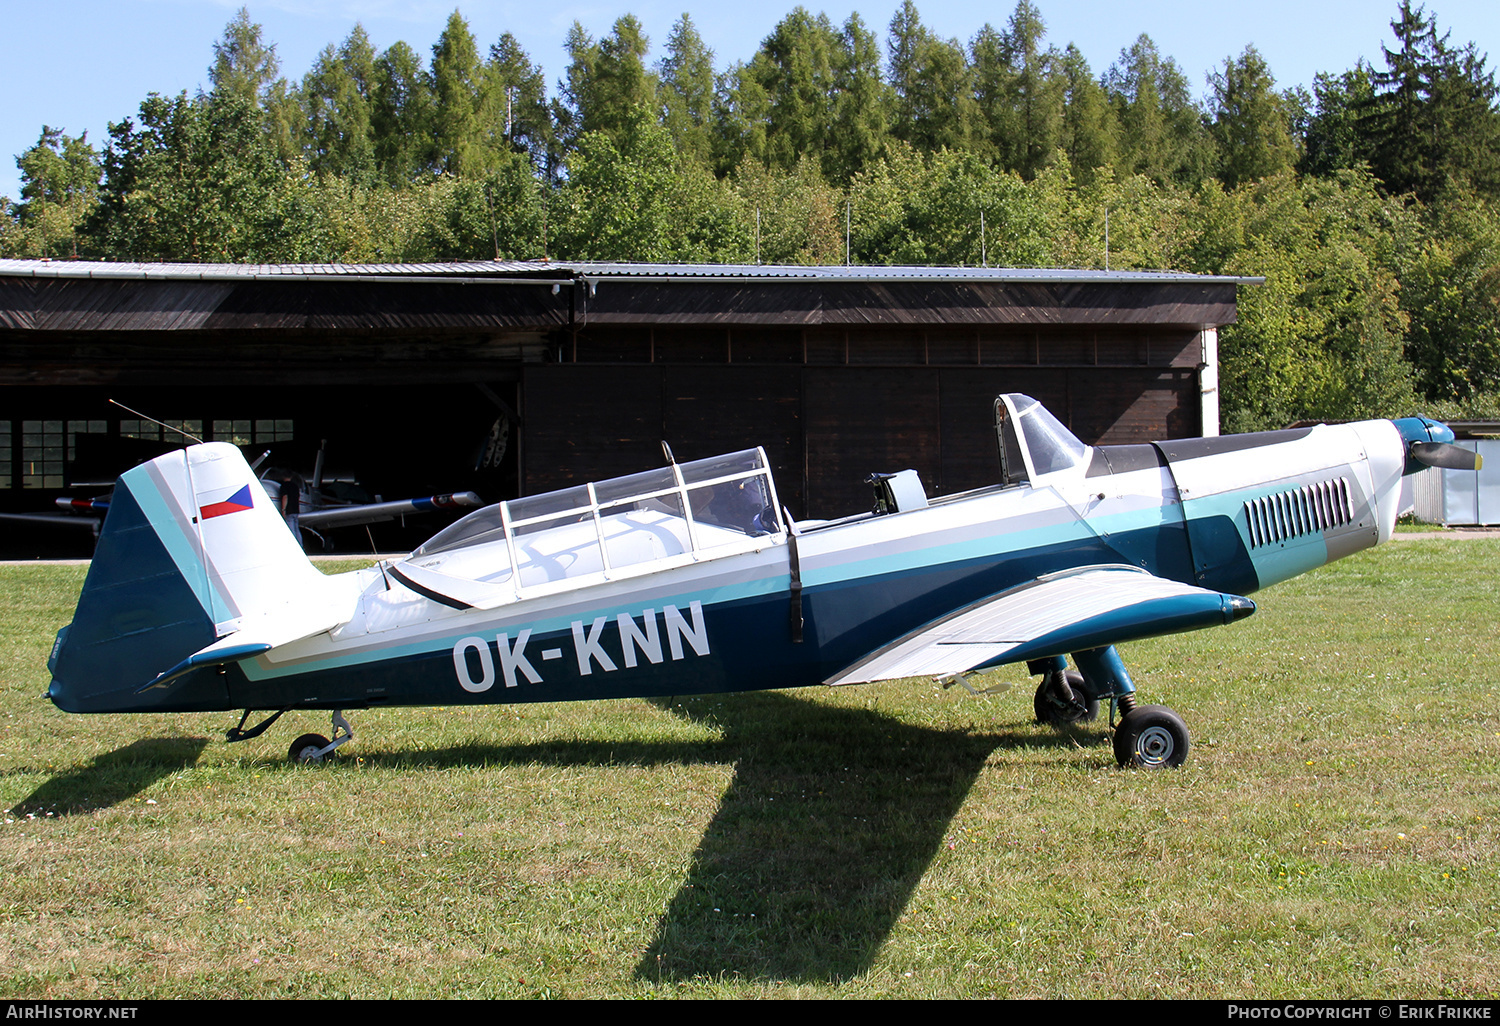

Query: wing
left=299, top=491, right=483, bottom=530
left=0, top=511, right=101, bottom=532
left=825, top=564, right=1255, bottom=686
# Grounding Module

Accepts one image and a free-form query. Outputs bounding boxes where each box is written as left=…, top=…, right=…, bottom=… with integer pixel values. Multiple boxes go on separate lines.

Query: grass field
left=1, top=541, right=1497, bottom=998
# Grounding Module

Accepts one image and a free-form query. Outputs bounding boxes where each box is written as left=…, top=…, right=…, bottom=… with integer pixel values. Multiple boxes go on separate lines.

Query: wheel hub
left=1134, top=725, right=1176, bottom=766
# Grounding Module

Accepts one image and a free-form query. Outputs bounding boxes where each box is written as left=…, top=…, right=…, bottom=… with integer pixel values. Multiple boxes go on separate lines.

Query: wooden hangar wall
left=0, top=264, right=1238, bottom=548
left=524, top=328, right=1206, bottom=519
left=522, top=275, right=1230, bottom=519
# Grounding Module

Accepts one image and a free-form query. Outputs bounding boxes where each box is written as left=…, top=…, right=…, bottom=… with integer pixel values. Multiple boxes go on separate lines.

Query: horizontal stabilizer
left=138, top=604, right=352, bottom=692
left=826, top=564, right=1254, bottom=686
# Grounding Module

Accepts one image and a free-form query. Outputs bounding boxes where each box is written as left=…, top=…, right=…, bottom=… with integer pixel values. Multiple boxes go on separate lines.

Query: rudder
left=49, top=443, right=345, bottom=713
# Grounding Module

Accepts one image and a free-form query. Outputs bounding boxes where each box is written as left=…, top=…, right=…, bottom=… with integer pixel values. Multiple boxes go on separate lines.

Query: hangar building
left=0, top=259, right=1256, bottom=553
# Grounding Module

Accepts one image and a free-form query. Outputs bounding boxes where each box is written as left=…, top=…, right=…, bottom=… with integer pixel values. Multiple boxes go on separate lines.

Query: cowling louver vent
left=1245, top=478, right=1354, bottom=548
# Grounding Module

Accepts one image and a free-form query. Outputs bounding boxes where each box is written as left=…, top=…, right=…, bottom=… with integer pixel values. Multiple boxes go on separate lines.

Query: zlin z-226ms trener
left=46, top=394, right=1476, bottom=768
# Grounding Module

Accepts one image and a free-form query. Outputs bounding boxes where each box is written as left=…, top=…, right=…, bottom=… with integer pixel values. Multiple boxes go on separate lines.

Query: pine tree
left=209, top=8, right=281, bottom=108
left=372, top=41, right=435, bottom=184
left=887, top=2, right=977, bottom=154
left=827, top=14, right=889, bottom=185
left=1104, top=35, right=1209, bottom=185
left=1362, top=1, right=1500, bottom=201
left=301, top=26, right=377, bottom=183
left=754, top=8, right=840, bottom=170
left=430, top=11, right=489, bottom=175
left=1054, top=44, right=1116, bottom=178
left=658, top=15, right=716, bottom=165
left=1208, top=46, right=1298, bottom=188
left=999, top=1, right=1060, bottom=179
left=488, top=33, right=552, bottom=170
left=593, top=16, right=657, bottom=143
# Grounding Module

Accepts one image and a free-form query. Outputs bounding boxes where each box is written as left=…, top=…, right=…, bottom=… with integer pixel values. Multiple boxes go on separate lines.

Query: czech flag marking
left=200, top=484, right=255, bottom=520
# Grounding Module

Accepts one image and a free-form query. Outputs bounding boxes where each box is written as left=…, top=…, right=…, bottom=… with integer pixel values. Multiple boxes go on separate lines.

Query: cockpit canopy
left=994, top=394, right=1090, bottom=485
left=409, top=447, right=782, bottom=596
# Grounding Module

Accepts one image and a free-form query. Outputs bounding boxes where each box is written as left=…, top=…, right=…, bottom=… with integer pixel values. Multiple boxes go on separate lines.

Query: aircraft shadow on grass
left=355, top=690, right=1101, bottom=985
left=9, top=736, right=209, bottom=818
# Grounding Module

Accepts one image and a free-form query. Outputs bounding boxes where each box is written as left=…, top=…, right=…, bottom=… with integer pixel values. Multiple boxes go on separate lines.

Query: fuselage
left=160, top=417, right=1404, bottom=715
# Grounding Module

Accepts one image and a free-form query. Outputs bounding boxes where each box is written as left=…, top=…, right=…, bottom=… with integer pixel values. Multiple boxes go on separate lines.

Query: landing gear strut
left=1032, top=668, right=1098, bottom=725
left=1030, top=648, right=1191, bottom=769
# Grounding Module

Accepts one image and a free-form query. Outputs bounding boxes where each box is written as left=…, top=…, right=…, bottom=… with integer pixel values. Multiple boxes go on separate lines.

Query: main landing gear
left=226, top=708, right=355, bottom=764
left=1029, top=647, right=1190, bottom=769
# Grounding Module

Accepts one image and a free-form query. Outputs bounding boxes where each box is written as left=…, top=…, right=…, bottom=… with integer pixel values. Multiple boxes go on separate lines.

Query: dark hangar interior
left=0, top=260, right=1252, bottom=556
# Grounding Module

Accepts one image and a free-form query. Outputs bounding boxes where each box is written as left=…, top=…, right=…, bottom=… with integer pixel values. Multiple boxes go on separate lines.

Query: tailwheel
left=1113, top=705, right=1189, bottom=769
left=1033, top=669, right=1098, bottom=726
left=289, top=733, right=331, bottom=764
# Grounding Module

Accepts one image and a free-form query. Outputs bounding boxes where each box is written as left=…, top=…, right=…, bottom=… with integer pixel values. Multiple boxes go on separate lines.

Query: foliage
left=1399, top=191, right=1500, bottom=400
left=5, top=128, right=101, bottom=258
left=1209, top=170, right=1419, bottom=430
left=9, top=2, right=1500, bottom=431
left=730, top=156, right=842, bottom=265
left=1207, top=46, right=1300, bottom=189
left=90, top=91, right=297, bottom=262
left=558, top=106, right=745, bottom=263
left=1361, top=1, right=1500, bottom=204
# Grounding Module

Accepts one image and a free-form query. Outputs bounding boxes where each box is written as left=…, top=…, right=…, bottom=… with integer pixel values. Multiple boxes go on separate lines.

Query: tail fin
left=49, top=443, right=349, bottom=713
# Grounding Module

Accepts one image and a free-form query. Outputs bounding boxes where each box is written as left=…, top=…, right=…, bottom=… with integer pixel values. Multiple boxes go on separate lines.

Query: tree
left=753, top=8, right=841, bottom=170
left=209, top=7, right=280, bottom=107
left=558, top=105, right=743, bottom=262
left=1207, top=46, right=1298, bottom=188
left=90, top=91, right=295, bottom=261
left=372, top=41, right=435, bottom=184
left=887, top=2, right=978, bottom=154
left=1300, top=66, right=1377, bottom=177
left=1104, top=35, right=1210, bottom=186
left=1361, top=1, right=1500, bottom=202
left=849, top=143, right=1048, bottom=266
left=997, top=1, right=1061, bottom=179
left=826, top=14, right=889, bottom=184
left=1400, top=192, right=1500, bottom=400
left=562, top=16, right=657, bottom=148
left=9, top=127, right=101, bottom=257
left=711, top=60, right=772, bottom=175
left=730, top=156, right=841, bottom=263
left=1205, top=170, right=1419, bottom=429
left=1054, top=44, right=1116, bottom=178
left=301, top=26, right=377, bottom=183
left=430, top=11, right=490, bottom=175
left=207, top=9, right=300, bottom=163
left=489, top=33, right=553, bottom=171
left=658, top=14, right=715, bottom=165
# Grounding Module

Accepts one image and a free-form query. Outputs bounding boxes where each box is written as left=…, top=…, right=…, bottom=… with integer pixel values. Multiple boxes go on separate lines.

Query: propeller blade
left=1411, top=441, right=1483, bottom=471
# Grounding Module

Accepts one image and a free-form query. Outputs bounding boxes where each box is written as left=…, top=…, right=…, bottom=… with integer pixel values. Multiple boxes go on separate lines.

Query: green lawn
left=1, top=543, right=1496, bottom=998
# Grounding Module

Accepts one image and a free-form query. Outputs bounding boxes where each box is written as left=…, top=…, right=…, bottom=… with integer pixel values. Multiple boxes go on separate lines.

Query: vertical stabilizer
left=49, top=443, right=347, bottom=713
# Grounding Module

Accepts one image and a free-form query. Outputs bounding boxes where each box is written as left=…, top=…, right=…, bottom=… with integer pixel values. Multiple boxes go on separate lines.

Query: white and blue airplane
left=45, top=395, right=1478, bottom=768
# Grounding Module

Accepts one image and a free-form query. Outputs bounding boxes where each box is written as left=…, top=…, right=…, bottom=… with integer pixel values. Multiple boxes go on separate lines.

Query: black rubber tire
left=289, top=733, right=331, bottom=764
left=1034, top=670, right=1099, bottom=726
left=1113, top=705, right=1190, bottom=769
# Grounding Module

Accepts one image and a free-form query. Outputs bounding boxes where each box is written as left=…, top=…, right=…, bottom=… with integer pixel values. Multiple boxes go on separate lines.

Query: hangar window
left=67, top=420, right=108, bottom=460
left=0, top=421, right=10, bottom=489
left=211, top=419, right=294, bottom=446
left=120, top=419, right=204, bottom=443
left=21, top=420, right=64, bottom=489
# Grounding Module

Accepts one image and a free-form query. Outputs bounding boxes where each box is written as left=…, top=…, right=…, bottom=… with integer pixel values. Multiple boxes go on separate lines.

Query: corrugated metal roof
left=569, top=262, right=1262, bottom=285
left=0, top=258, right=1262, bottom=286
